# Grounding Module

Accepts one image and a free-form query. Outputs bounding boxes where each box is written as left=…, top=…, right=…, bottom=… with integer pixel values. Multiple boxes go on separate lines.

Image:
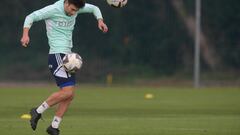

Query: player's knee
left=66, top=90, right=74, bottom=100
left=68, top=93, right=75, bottom=100
left=65, top=89, right=75, bottom=99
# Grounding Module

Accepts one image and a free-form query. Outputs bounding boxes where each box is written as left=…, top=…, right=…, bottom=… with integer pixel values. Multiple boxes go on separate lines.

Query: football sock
left=36, top=101, right=49, bottom=114
left=51, top=116, right=62, bottom=129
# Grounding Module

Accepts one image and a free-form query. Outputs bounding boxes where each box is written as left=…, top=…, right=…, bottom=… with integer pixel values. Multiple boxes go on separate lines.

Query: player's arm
left=21, top=5, right=56, bottom=47
left=78, top=4, right=108, bottom=33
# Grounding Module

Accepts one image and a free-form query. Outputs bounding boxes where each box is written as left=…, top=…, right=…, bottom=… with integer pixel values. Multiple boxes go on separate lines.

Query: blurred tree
left=171, top=0, right=220, bottom=70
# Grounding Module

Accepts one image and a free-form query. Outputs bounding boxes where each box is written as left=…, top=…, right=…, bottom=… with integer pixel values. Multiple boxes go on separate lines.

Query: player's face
left=64, top=3, right=79, bottom=16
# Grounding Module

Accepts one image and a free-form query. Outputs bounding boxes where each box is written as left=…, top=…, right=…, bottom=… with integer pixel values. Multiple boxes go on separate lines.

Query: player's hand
left=21, top=35, right=30, bottom=47
left=21, top=28, right=30, bottom=47
left=98, top=19, right=108, bottom=33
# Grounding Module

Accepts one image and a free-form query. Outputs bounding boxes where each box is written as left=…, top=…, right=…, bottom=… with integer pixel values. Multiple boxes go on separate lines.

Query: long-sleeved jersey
left=24, top=0, right=103, bottom=54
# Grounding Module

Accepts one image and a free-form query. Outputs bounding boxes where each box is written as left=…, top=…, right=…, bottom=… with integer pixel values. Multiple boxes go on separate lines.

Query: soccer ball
left=106, top=0, right=128, bottom=8
left=63, top=53, right=82, bottom=73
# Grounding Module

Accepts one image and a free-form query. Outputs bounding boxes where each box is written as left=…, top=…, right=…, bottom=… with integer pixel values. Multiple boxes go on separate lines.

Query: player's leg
left=45, top=86, right=74, bottom=107
left=46, top=89, right=74, bottom=135
left=55, top=90, right=74, bottom=118
left=29, top=86, right=74, bottom=130
left=47, top=86, right=75, bottom=129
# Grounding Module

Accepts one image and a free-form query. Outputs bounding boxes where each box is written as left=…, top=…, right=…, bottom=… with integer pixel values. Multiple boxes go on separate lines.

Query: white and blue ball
left=106, top=0, right=128, bottom=8
left=63, top=53, right=82, bottom=73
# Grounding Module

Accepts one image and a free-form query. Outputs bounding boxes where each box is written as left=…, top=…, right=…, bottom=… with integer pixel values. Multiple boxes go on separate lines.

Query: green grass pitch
left=0, top=85, right=240, bottom=135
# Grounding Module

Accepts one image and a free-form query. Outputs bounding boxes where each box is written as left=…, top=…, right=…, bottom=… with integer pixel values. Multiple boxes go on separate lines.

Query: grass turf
left=0, top=85, right=240, bottom=135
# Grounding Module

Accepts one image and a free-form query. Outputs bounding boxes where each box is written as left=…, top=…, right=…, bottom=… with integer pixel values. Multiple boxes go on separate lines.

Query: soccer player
left=20, top=0, right=108, bottom=135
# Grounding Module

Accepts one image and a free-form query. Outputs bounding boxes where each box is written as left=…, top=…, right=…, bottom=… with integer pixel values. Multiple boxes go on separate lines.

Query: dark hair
left=65, top=0, right=85, bottom=8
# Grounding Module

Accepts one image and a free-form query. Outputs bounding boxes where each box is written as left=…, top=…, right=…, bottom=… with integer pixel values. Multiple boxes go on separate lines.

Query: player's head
left=64, top=0, right=85, bottom=16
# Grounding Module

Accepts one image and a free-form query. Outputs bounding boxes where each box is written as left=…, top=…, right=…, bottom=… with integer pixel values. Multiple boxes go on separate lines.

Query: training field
left=0, top=85, right=240, bottom=135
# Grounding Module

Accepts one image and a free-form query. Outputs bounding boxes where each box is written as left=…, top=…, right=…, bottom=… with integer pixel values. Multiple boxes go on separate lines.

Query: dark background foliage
left=0, top=0, right=239, bottom=82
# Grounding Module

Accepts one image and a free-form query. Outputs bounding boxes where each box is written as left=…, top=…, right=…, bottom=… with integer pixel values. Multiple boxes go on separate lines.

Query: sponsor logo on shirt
left=56, top=20, right=75, bottom=27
